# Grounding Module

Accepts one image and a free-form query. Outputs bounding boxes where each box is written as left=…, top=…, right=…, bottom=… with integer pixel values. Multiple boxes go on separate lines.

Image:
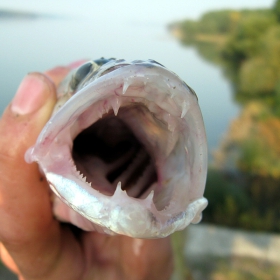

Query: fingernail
left=11, top=73, right=51, bottom=115
left=68, top=59, right=88, bottom=69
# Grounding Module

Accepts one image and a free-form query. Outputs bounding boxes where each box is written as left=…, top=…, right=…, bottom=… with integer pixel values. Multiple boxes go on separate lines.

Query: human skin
left=0, top=64, right=173, bottom=280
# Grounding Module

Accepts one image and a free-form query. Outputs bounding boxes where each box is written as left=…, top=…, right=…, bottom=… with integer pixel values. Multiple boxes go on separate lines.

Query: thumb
left=0, top=73, right=57, bottom=238
left=1, top=72, right=57, bottom=160
left=0, top=73, right=59, bottom=274
left=0, top=72, right=84, bottom=280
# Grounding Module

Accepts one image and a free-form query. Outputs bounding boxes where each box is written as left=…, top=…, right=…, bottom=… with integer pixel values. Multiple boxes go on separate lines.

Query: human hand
left=0, top=64, right=173, bottom=280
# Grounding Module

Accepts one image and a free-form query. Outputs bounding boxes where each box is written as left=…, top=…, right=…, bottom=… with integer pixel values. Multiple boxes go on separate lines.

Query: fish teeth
left=110, top=96, right=121, bottom=116
left=77, top=170, right=91, bottom=186
left=115, top=181, right=122, bottom=194
left=77, top=170, right=85, bottom=180
left=144, top=190, right=154, bottom=206
left=113, top=181, right=128, bottom=197
left=122, top=78, right=131, bottom=95
left=181, top=100, right=189, bottom=118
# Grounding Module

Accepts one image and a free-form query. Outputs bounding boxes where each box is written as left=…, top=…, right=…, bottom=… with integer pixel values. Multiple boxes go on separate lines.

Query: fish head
left=26, top=59, right=208, bottom=238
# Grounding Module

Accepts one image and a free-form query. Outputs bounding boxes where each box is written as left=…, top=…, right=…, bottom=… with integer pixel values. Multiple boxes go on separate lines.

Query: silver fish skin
left=25, top=58, right=208, bottom=238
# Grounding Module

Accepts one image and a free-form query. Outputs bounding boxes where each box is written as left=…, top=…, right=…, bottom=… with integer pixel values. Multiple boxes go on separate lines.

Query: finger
left=45, top=66, right=70, bottom=87
left=0, top=73, right=84, bottom=279
left=81, top=232, right=173, bottom=280
left=0, top=73, right=57, bottom=242
left=120, top=237, right=173, bottom=280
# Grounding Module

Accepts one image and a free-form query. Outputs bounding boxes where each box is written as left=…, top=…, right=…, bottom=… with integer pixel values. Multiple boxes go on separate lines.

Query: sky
left=0, top=0, right=273, bottom=151
left=0, top=0, right=275, bottom=24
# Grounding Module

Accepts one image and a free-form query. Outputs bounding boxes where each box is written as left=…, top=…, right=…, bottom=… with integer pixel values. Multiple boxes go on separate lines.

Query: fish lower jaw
left=47, top=171, right=207, bottom=238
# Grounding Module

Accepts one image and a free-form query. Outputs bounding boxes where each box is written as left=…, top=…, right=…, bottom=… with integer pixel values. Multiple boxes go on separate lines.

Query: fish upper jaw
left=25, top=60, right=208, bottom=238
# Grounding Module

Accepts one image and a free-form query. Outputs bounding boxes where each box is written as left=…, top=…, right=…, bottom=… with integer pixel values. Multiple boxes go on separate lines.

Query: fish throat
left=70, top=98, right=180, bottom=211
left=72, top=106, right=158, bottom=200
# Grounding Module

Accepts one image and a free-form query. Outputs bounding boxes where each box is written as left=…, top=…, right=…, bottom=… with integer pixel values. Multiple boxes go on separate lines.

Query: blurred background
left=0, top=0, right=279, bottom=279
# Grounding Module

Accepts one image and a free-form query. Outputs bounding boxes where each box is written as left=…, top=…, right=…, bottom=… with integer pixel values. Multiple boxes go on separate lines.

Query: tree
left=274, top=0, right=280, bottom=21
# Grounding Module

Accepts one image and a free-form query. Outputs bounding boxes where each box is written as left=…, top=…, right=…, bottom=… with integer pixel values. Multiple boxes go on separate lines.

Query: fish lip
left=27, top=61, right=208, bottom=238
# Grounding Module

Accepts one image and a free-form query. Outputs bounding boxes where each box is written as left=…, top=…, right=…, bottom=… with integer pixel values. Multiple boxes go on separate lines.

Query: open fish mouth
left=26, top=58, right=208, bottom=238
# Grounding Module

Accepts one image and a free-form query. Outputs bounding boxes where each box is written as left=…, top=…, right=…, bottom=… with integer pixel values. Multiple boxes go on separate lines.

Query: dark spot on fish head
left=70, top=62, right=94, bottom=91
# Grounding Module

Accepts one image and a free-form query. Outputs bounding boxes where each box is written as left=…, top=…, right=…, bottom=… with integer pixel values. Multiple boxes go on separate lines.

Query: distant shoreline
left=0, top=9, right=52, bottom=19
left=169, top=24, right=227, bottom=44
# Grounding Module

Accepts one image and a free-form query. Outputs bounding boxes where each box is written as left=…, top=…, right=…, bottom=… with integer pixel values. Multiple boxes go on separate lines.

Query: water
left=0, top=13, right=239, bottom=155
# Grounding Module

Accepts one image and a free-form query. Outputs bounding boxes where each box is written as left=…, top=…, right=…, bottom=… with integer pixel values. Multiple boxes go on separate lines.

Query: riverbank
left=184, top=224, right=280, bottom=279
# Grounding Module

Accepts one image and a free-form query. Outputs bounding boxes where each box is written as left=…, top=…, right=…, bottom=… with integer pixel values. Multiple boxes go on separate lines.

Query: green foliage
left=172, top=3, right=280, bottom=233
left=204, top=169, right=280, bottom=232
left=173, top=7, right=280, bottom=104
left=239, top=133, right=280, bottom=178
left=239, top=58, right=276, bottom=96
left=225, top=13, right=278, bottom=107
left=177, top=10, right=241, bottom=44
left=179, top=20, right=198, bottom=41
left=273, top=0, right=280, bottom=21
left=222, top=12, right=277, bottom=65
left=176, top=9, right=274, bottom=44
left=171, top=231, right=193, bottom=280
left=210, top=257, right=280, bottom=280
left=204, top=169, right=251, bottom=228
left=237, top=26, right=280, bottom=99
left=198, top=10, right=236, bottom=34
left=188, top=42, right=224, bottom=65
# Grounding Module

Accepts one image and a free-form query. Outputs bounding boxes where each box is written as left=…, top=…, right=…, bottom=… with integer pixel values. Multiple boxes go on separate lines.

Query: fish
left=25, top=58, right=208, bottom=238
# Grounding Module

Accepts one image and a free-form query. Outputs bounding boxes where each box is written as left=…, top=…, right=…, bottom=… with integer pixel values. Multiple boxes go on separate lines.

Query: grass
left=187, top=256, right=280, bottom=280
left=171, top=226, right=280, bottom=280
left=171, top=231, right=193, bottom=280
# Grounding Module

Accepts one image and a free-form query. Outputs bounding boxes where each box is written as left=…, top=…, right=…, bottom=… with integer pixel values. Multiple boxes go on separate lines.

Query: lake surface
left=0, top=14, right=239, bottom=156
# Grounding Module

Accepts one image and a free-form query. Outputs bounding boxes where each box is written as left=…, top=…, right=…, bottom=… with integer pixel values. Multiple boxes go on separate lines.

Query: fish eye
left=70, top=62, right=94, bottom=90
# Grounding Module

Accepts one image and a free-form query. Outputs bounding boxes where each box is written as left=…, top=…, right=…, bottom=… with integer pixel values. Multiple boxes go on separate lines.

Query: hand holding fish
left=0, top=65, right=173, bottom=280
